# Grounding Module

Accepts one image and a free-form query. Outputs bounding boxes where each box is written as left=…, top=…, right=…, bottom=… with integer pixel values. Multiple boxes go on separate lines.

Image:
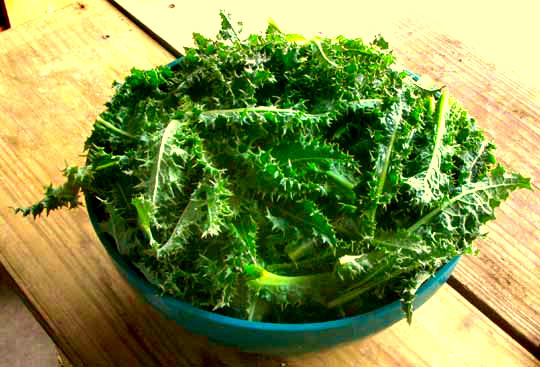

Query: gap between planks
left=107, top=0, right=181, bottom=58
left=448, top=276, right=540, bottom=359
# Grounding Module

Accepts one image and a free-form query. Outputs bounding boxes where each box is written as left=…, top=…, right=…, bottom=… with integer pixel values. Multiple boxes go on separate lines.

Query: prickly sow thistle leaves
left=16, top=13, right=531, bottom=323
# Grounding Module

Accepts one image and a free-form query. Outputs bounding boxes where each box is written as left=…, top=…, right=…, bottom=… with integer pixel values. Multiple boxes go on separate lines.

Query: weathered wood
left=286, top=287, right=539, bottom=367
left=104, top=1, right=540, bottom=354
left=4, top=0, right=75, bottom=27
left=0, top=1, right=538, bottom=366
left=0, top=1, right=173, bottom=365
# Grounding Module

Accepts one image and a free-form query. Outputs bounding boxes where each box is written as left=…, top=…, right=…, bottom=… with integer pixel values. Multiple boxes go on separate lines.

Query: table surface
left=0, top=1, right=539, bottom=366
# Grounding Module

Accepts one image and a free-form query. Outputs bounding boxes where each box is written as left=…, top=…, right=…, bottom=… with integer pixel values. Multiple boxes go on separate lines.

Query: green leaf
left=268, top=200, right=337, bottom=248
left=408, top=165, right=531, bottom=238
left=406, top=89, right=451, bottom=205
left=156, top=174, right=232, bottom=257
left=14, top=165, right=95, bottom=218
left=360, top=92, right=412, bottom=237
left=100, top=206, right=142, bottom=256
left=131, top=196, right=158, bottom=249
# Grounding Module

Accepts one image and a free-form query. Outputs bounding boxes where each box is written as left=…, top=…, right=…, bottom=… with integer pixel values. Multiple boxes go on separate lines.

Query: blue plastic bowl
left=86, top=194, right=459, bottom=355
left=87, top=59, right=458, bottom=354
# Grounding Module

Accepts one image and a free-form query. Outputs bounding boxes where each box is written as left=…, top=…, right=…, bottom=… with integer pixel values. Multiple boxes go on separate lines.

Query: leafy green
left=15, top=13, right=531, bottom=323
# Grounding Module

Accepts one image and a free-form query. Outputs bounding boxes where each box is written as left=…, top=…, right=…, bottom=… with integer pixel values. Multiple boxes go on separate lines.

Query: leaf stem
left=202, top=106, right=323, bottom=116
left=287, top=239, right=316, bottom=261
left=428, top=89, right=448, bottom=174
left=95, top=117, right=137, bottom=139
left=327, top=265, right=389, bottom=308
left=367, top=100, right=402, bottom=227
left=151, top=120, right=182, bottom=204
left=312, top=39, right=339, bottom=68
left=467, top=141, right=488, bottom=182
left=246, top=265, right=334, bottom=304
left=326, top=170, right=355, bottom=191
left=94, top=161, right=119, bottom=171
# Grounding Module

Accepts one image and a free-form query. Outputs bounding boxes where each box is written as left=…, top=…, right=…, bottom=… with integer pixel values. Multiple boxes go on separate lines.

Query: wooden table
left=1, top=1, right=539, bottom=365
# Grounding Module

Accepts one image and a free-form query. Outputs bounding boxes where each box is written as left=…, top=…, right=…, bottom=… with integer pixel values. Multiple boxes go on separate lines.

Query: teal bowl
left=87, top=58, right=457, bottom=354
left=86, top=193, right=459, bottom=355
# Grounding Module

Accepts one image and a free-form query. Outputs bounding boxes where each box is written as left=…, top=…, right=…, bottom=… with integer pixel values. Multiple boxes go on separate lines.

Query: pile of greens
left=16, top=14, right=530, bottom=323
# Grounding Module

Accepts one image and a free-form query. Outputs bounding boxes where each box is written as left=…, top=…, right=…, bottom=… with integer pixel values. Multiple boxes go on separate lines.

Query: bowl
left=86, top=194, right=459, bottom=355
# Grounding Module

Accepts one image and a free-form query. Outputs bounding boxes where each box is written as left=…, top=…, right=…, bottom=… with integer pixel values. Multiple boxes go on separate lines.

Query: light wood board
left=4, top=0, right=75, bottom=27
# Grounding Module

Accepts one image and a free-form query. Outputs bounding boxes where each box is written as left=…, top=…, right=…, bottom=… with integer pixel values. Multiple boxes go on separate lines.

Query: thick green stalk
left=327, top=262, right=421, bottom=308
left=245, top=264, right=335, bottom=304
left=246, top=265, right=332, bottom=287
left=326, top=170, right=355, bottom=191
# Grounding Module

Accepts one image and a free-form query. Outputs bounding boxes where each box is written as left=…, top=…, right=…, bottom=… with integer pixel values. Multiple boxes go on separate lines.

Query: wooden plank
left=4, top=0, right=75, bottom=27
left=0, top=1, right=173, bottom=366
left=57, top=348, right=75, bottom=367
left=286, top=286, right=539, bottom=367
left=105, top=0, right=540, bottom=355
left=109, top=0, right=540, bottom=91
left=0, top=1, right=538, bottom=366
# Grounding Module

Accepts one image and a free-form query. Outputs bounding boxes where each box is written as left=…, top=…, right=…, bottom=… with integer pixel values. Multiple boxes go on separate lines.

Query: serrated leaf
left=406, top=89, right=451, bottom=206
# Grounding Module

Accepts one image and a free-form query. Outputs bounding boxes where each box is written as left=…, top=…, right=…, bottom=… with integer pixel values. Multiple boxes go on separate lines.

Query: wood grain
left=104, top=0, right=540, bottom=355
left=287, top=286, right=539, bottom=367
left=4, top=0, right=75, bottom=27
left=0, top=1, right=538, bottom=366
